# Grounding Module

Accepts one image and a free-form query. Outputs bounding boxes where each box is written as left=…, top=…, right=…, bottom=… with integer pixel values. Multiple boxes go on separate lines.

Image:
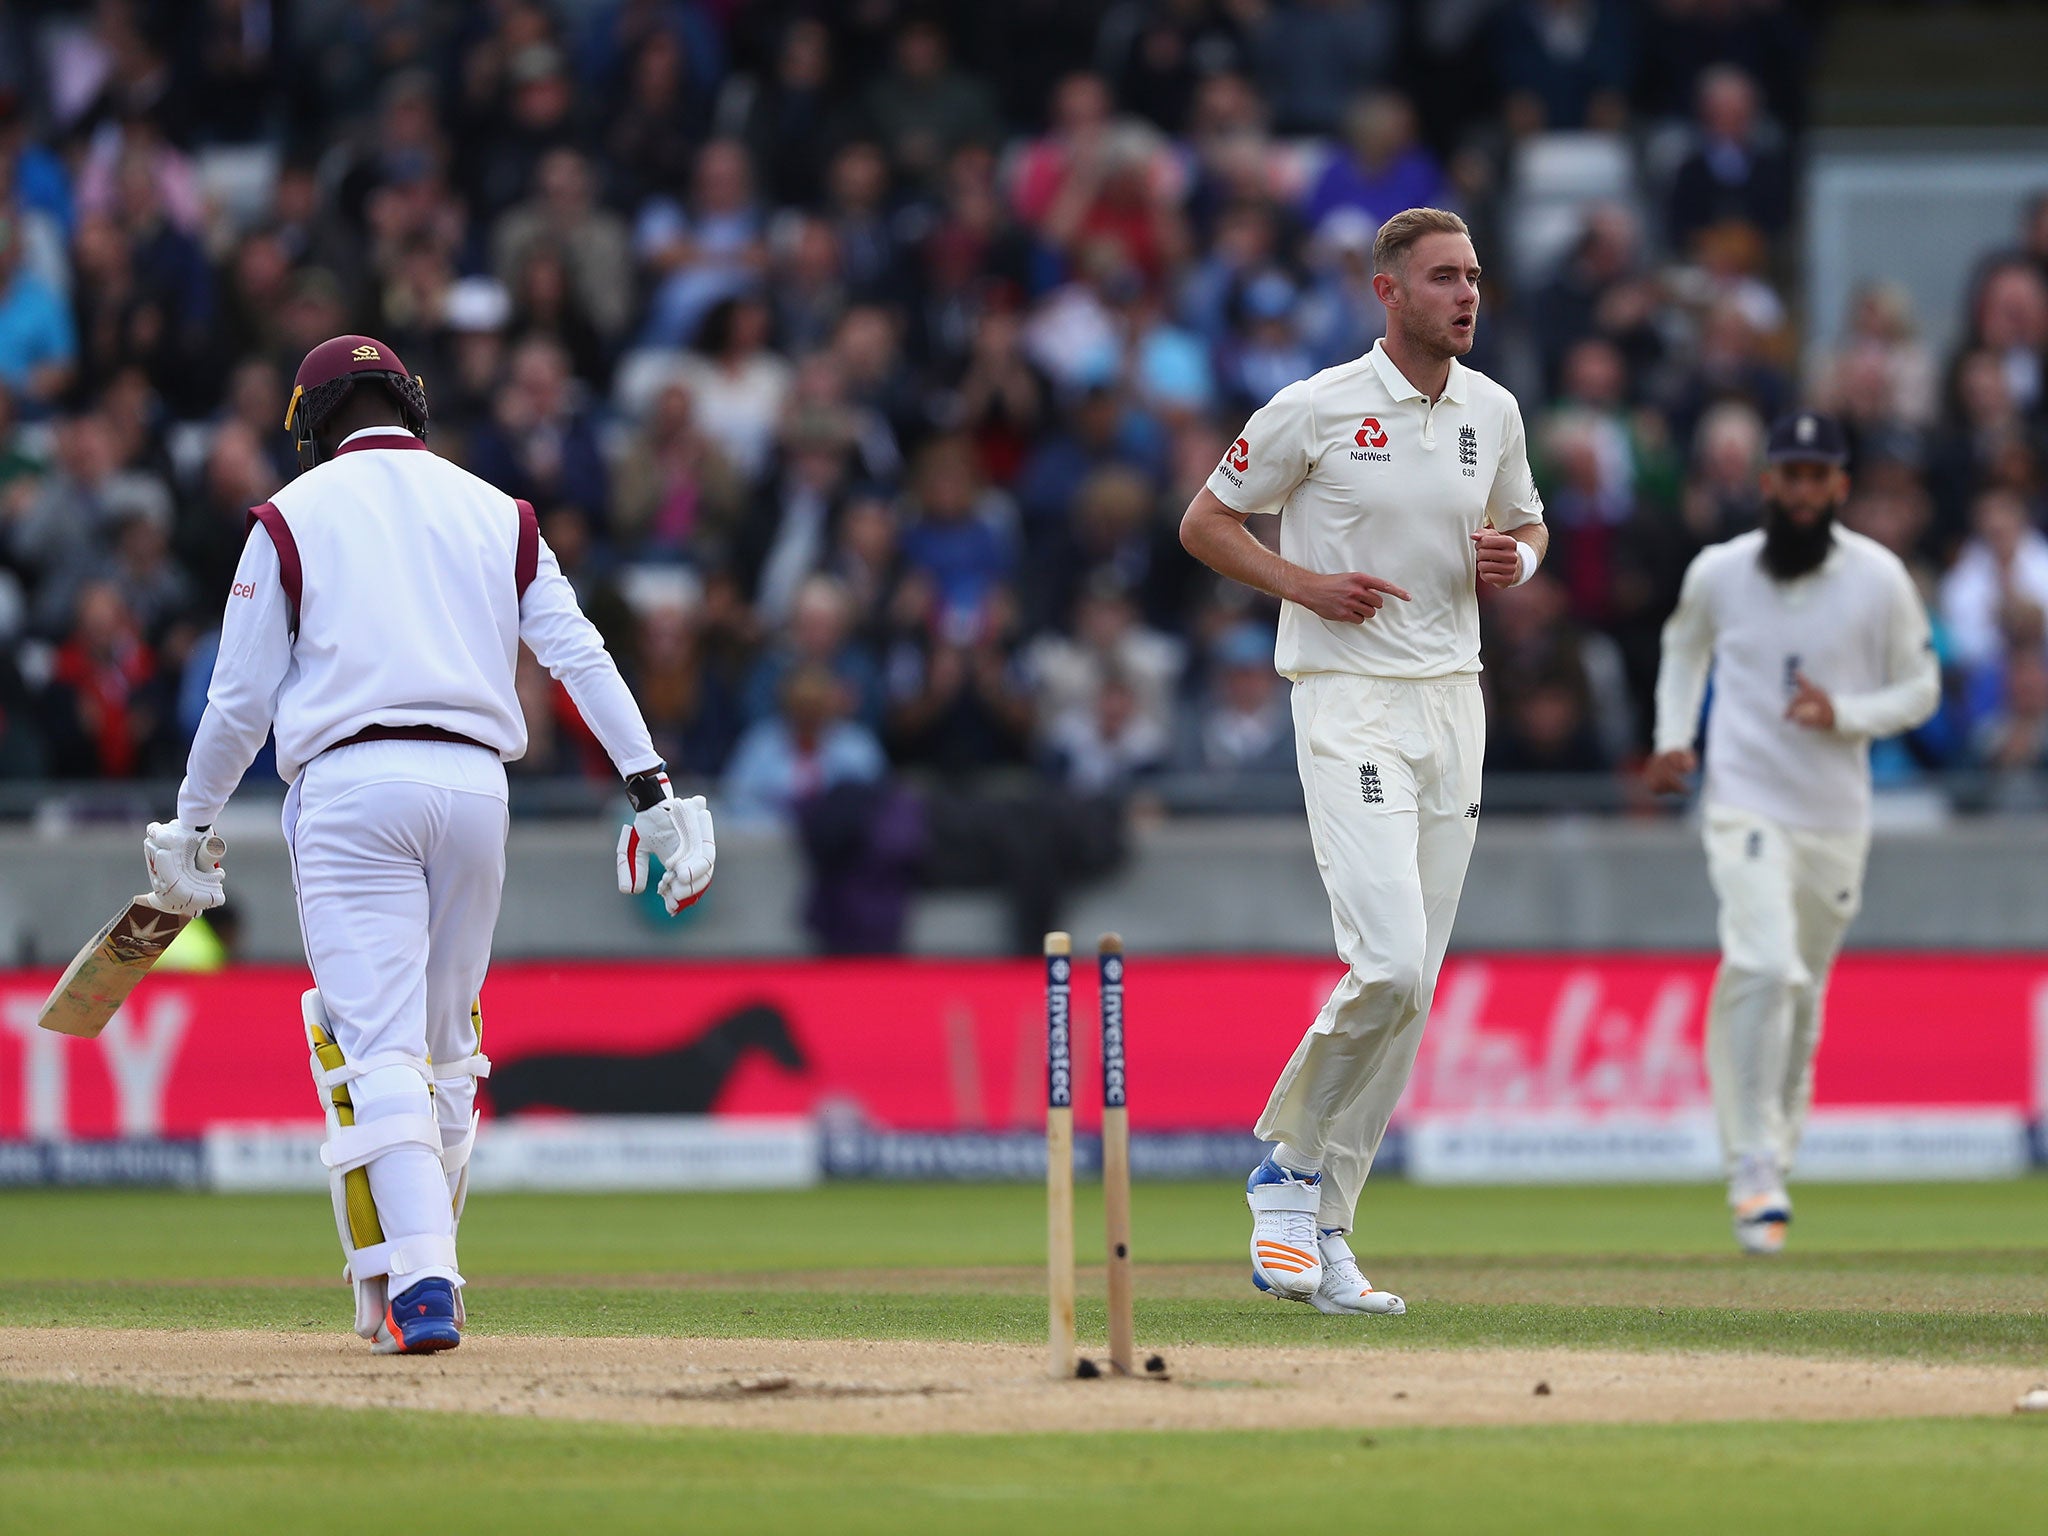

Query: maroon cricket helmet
left=285, top=333, right=430, bottom=468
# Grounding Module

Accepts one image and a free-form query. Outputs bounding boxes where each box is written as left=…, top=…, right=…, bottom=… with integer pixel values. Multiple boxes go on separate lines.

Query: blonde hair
left=1372, top=207, right=1472, bottom=276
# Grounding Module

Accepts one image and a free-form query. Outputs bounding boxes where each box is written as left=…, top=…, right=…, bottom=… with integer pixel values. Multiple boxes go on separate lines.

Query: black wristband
left=624, top=765, right=673, bottom=813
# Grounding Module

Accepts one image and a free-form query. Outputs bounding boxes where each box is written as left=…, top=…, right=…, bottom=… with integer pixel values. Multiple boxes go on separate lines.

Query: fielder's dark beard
left=1759, top=497, right=1838, bottom=581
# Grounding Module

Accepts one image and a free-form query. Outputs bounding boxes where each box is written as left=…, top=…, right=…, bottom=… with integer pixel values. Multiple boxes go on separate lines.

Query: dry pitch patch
left=1, top=1327, right=2035, bottom=1434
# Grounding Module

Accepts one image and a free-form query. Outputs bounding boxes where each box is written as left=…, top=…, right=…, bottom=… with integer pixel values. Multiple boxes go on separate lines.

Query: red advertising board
left=0, top=955, right=2040, bottom=1141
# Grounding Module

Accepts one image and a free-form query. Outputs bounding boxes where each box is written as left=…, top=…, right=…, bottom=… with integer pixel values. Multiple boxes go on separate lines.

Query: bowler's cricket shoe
left=1309, top=1232, right=1406, bottom=1315
left=1729, top=1153, right=1791, bottom=1255
left=1732, top=1194, right=1791, bottom=1255
left=1246, top=1157, right=1323, bottom=1299
left=375, top=1277, right=462, bottom=1355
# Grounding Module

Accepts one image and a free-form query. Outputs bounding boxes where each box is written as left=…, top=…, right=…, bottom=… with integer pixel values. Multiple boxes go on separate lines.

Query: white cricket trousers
left=283, top=739, right=509, bottom=1287
left=1258, top=672, right=1485, bottom=1233
left=1701, top=803, right=1867, bottom=1181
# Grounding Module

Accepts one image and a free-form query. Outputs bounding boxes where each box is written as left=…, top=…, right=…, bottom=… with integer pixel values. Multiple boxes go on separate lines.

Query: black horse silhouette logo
left=481, top=1003, right=810, bottom=1116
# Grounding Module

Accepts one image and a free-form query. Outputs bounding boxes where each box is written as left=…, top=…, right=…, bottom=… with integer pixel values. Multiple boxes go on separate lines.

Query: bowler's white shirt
left=1654, top=526, right=1940, bottom=833
left=178, top=427, right=658, bottom=825
left=1205, top=339, right=1544, bottom=680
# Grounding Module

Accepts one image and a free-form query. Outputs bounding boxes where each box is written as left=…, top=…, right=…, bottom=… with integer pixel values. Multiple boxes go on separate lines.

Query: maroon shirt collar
left=332, top=433, right=429, bottom=456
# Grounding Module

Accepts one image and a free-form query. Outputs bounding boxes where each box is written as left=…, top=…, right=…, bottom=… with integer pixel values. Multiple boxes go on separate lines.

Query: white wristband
left=1511, top=540, right=1539, bottom=586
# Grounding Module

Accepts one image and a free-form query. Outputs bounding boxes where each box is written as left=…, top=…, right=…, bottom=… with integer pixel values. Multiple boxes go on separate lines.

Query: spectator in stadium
left=1299, top=91, right=1446, bottom=236
left=1042, top=663, right=1169, bottom=794
left=1486, top=570, right=1635, bottom=769
left=464, top=335, right=610, bottom=520
left=820, top=140, right=908, bottom=303
left=1531, top=203, right=1664, bottom=398
left=634, top=138, right=767, bottom=351
left=38, top=578, right=165, bottom=779
left=9, top=410, right=164, bottom=633
left=0, top=209, right=74, bottom=412
left=611, top=379, right=746, bottom=562
left=1679, top=400, right=1767, bottom=552
left=883, top=577, right=1035, bottom=774
left=1493, top=0, right=1636, bottom=136
left=1813, top=282, right=1939, bottom=431
left=899, top=433, right=1017, bottom=636
left=1186, top=620, right=1293, bottom=775
left=1668, top=65, right=1792, bottom=254
left=492, top=148, right=635, bottom=348
left=1964, top=257, right=2048, bottom=418
left=602, top=28, right=710, bottom=211
left=861, top=18, right=1002, bottom=194
left=1940, top=487, right=2048, bottom=673
left=723, top=660, right=887, bottom=825
left=1246, top=0, right=1398, bottom=136
left=742, top=573, right=883, bottom=732
left=1026, top=571, right=1184, bottom=756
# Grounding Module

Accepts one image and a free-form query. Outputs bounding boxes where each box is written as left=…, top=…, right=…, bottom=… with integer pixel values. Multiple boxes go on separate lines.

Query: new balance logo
left=1465, top=803, right=1480, bottom=818
left=1359, top=763, right=1383, bottom=805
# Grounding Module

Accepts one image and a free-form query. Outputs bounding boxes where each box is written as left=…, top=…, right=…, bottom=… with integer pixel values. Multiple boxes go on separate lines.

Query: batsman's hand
left=1642, top=749, right=1697, bottom=797
left=143, top=820, right=227, bottom=916
left=617, top=793, right=716, bottom=914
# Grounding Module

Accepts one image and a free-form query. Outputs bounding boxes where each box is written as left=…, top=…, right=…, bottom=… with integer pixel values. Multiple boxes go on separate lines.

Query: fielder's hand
left=143, top=820, right=227, bottom=915
left=618, top=793, right=716, bottom=914
left=1785, top=672, right=1836, bottom=731
left=1293, top=570, right=1411, bottom=623
left=1643, top=749, right=1698, bottom=796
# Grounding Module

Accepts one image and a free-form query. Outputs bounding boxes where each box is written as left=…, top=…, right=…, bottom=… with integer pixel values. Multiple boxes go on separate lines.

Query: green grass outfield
left=3, top=1180, right=2045, bottom=1534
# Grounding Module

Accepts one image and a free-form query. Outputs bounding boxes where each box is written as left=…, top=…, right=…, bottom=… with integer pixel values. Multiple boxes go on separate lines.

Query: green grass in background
left=6, top=1178, right=2048, bottom=1281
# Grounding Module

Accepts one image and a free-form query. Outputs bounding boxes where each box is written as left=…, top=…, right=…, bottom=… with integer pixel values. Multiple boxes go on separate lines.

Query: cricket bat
left=36, top=882, right=213, bottom=1039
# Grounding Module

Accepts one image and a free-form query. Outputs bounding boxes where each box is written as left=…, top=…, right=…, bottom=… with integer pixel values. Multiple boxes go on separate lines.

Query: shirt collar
left=1368, top=338, right=1468, bottom=405
left=332, top=425, right=427, bottom=457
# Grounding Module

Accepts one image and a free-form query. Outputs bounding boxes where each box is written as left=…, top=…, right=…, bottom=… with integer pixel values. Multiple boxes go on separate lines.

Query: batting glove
left=143, top=820, right=227, bottom=916
left=617, top=773, right=716, bottom=915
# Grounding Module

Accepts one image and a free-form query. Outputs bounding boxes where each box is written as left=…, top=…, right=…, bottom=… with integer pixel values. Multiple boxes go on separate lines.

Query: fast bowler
left=1180, top=209, right=1546, bottom=1314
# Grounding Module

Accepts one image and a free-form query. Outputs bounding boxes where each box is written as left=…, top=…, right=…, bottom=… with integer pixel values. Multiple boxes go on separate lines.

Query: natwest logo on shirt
left=1218, top=436, right=1250, bottom=485
left=1351, top=417, right=1392, bottom=462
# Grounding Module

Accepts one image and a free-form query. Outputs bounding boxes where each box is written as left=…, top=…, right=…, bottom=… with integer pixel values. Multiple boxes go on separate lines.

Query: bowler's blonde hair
left=1372, top=208, right=1472, bottom=276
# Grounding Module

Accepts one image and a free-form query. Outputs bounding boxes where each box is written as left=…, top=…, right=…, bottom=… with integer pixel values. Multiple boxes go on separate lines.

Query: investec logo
left=1100, top=955, right=1126, bottom=1109
left=1046, top=955, right=1072, bottom=1108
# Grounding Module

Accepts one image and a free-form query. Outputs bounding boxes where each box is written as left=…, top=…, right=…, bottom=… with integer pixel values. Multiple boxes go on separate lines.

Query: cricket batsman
left=139, top=335, right=715, bottom=1352
left=1180, top=209, right=1546, bottom=1314
left=1647, top=411, right=1938, bottom=1253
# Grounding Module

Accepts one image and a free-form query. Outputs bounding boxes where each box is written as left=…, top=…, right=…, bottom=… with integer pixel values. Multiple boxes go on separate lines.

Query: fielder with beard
left=1647, top=411, right=1938, bottom=1253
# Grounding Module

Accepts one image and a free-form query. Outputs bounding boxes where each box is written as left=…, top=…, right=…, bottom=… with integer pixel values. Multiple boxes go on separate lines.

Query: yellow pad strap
left=309, top=1021, right=385, bottom=1250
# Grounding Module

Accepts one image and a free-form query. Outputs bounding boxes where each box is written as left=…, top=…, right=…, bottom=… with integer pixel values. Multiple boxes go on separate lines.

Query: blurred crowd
left=1, top=0, right=2046, bottom=821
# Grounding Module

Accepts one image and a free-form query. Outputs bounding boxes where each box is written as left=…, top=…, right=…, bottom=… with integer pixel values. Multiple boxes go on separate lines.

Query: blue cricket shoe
left=376, top=1276, right=462, bottom=1355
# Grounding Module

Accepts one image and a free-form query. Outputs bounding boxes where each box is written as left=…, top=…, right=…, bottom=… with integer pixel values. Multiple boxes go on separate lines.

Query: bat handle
left=202, top=834, right=227, bottom=862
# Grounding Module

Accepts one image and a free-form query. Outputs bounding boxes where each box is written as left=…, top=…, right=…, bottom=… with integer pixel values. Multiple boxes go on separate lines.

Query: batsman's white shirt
left=1205, top=339, right=1544, bottom=680
left=172, top=426, right=662, bottom=1296
left=1653, top=526, right=1939, bottom=834
left=178, top=426, right=659, bottom=826
left=1207, top=341, right=1544, bottom=1232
